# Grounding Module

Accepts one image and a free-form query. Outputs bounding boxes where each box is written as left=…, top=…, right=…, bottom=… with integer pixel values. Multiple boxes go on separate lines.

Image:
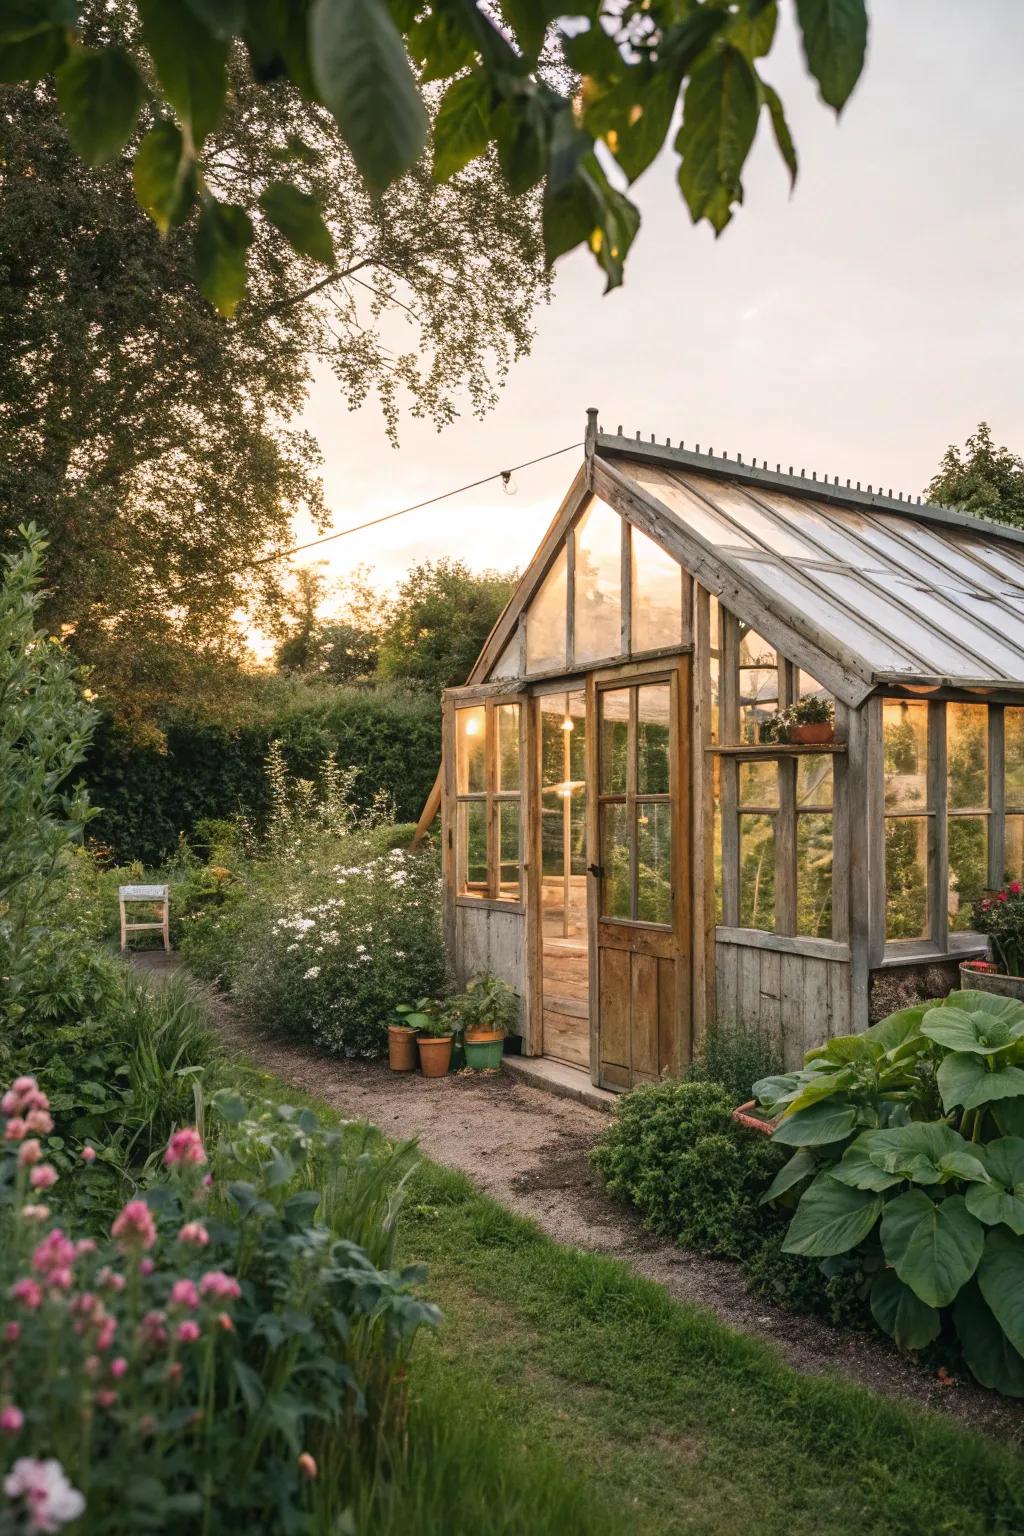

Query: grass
left=231, top=1058, right=1024, bottom=1536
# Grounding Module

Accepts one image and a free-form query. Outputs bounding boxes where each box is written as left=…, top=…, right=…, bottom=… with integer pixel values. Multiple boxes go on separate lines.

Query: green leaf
left=870, top=1269, right=941, bottom=1352
left=134, top=121, right=197, bottom=233
left=497, top=0, right=549, bottom=58
left=795, top=0, right=867, bottom=112
left=751, top=1072, right=801, bottom=1113
left=759, top=1146, right=816, bottom=1205
left=433, top=72, right=492, bottom=182
left=781, top=1067, right=859, bottom=1118
left=310, top=0, right=428, bottom=190
left=863, top=1003, right=930, bottom=1054
left=760, top=80, right=796, bottom=187
left=0, top=0, right=74, bottom=42
left=728, top=0, right=777, bottom=59
left=994, top=1097, right=1024, bottom=1137
left=860, top=1122, right=987, bottom=1186
left=978, top=1226, right=1024, bottom=1358
left=283, top=1189, right=322, bottom=1225
left=258, top=183, right=334, bottom=264
left=770, top=1097, right=857, bottom=1147
left=880, top=1190, right=983, bottom=1308
left=0, top=25, right=66, bottom=82
left=937, top=1051, right=1024, bottom=1113
left=782, top=1172, right=882, bottom=1257
left=922, top=994, right=1024, bottom=1054
left=675, top=43, right=760, bottom=233
left=138, top=0, right=228, bottom=148
left=55, top=46, right=146, bottom=167
left=542, top=116, right=639, bottom=292
left=183, top=0, right=244, bottom=37
left=830, top=1134, right=904, bottom=1193
left=407, top=2, right=476, bottom=83
left=965, top=1137, right=1024, bottom=1236
left=194, top=199, right=254, bottom=316
left=954, top=1279, right=1024, bottom=1397
left=603, top=68, right=683, bottom=187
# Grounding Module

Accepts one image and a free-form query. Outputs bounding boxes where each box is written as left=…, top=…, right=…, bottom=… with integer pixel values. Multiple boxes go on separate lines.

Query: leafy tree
left=376, top=558, right=516, bottom=692
left=0, top=36, right=546, bottom=724
left=274, top=565, right=382, bottom=681
left=1, top=0, right=871, bottom=301
left=927, top=423, right=1024, bottom=531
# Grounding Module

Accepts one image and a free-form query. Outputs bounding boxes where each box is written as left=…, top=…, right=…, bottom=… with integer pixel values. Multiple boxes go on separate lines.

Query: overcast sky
left=283, top=0, right=1024, bottom=611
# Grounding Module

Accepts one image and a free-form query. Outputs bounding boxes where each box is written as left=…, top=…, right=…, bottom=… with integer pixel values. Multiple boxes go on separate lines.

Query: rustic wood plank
left=542, top=1009, right=589, bottom=1068
left=844, top=701, right=871, bottom=1030
left=586, top=672, right=601, bottom=1085
left=865, top=697, right=886, bottom=970
left=990, top=705, right=1006, bottom=889
left=523, top=692, right=543, bottom=1056
left=691, top=585, right=715, bottom=1049
left=828, top=960, right=851, bottom=1037
left=659, top=957, right=682, bottom=1076
left=801, top=959, right=831, bottom=1056
left=928, top=699, right=948, bottom=956
left=779, top=952, right=805, bottom=1068
left=599, top=947, right=631, bottom=1071
left=713, top=926, right=849, bottom=960
left=716, top=943, right=738, bottom=1026
left=631, top=952, right=659, bottom=1078
left=621, top=518, right=632, bottom=656
left=738, top=945, right=761, bottom=1028
left=759, top=948, right=782, bottom=1056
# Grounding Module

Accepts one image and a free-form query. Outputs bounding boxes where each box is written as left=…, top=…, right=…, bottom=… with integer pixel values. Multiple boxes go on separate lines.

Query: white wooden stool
left=119, top=884, right=170, bottom=953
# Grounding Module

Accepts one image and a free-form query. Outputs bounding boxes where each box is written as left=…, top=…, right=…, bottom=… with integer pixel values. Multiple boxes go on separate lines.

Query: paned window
left=454, top=702, right=522, bottom=902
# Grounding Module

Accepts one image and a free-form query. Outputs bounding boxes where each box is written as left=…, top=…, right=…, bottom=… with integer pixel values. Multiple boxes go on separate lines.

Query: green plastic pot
left=464, top=1031, right=504, bottom=1071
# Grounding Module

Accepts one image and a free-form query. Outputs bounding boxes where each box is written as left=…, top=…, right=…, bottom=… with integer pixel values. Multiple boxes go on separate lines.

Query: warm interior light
left=464, top=716, right=480, bottom=736
left=562, top=716, right=574, bottom=731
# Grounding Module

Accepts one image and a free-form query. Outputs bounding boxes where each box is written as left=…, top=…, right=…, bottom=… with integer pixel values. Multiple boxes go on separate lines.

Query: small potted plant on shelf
left=448, top=973, right=520, bottom=1071
left=414, top=1004, right=455, bottom=1078
left=758, top=712, right=789, bottom=745
left=389, top=1000, right=428, bottom=1072
left=966, top=882, right=1024, bottom=1000
left=784, top=694, right=835, bottom=745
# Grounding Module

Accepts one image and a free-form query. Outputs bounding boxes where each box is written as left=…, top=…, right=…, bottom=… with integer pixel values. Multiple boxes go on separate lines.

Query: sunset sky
left=280, top=0, right=1024, bottom=617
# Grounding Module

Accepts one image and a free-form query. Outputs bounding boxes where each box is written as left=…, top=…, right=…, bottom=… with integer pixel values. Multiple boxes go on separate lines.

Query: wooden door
left=587, top=660, right=691, bottom=1090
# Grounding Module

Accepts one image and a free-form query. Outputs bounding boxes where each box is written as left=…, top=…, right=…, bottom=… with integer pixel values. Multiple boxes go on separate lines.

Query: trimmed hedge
left=84, top=687, right=441, bottom=864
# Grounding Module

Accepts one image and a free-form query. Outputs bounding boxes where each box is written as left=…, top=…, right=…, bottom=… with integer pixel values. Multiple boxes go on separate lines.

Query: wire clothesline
left=248, top=440, right=583, bottom=569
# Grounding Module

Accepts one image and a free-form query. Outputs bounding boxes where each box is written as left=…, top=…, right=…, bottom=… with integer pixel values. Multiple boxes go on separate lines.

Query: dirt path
left=136, top=952, right=1024, bottom=1444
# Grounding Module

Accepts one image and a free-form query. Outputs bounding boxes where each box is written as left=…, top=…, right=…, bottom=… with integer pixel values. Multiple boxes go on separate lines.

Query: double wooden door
left=585, top=659, right=690, bottom=1089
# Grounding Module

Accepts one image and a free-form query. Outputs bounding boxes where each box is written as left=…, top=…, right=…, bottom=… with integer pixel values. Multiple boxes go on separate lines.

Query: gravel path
left=136, top=951, right=1024, bottom=1444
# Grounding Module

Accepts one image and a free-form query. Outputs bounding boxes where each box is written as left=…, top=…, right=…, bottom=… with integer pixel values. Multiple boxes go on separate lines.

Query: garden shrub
left=84, top=681, right=441, bottom=865
left=0, top=1077, right=438, bottom=1533
left=755, top=994, right=1024, bottom=1394
left=592, top=1080, right=787, bottom=1259
left=687, top=1013, right=784, bottom=1103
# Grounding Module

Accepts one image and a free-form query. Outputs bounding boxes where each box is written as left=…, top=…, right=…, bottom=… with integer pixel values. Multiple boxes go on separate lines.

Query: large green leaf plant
left=755, top=993, right=1024, bottom=1395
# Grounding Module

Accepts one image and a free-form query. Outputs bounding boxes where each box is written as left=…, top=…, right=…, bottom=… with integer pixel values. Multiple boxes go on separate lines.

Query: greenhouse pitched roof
left=596, top=433, right=1024, bottom=694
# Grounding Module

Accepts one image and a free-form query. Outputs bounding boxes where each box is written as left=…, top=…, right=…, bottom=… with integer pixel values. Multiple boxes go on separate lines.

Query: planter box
left=789, top=722, right=835, bottom=745
left=959, top=964, right=1024, bottom=1003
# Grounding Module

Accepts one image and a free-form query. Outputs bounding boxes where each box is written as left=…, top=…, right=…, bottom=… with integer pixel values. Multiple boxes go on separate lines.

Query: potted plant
left=785, top=694, right=835, bottom=745
left=758, top=712, right=789, bottom=745
left=965, top=882, right=1024, bottom=1000
left=389, top=1001, right=428, bottom=1072
left=449, top=973, right=520, bottom=1070
left=415, top=1007, right=455, bottom=1078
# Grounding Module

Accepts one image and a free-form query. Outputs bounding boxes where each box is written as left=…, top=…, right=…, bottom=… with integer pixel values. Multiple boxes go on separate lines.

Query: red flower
left=997, top=891, right=1009, bottom=903
left=1011, top=882, right=1022, bottom=896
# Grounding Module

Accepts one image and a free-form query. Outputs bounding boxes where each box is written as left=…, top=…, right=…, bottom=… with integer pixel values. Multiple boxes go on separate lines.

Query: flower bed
left=0, top=1075, right=438, bottom=1532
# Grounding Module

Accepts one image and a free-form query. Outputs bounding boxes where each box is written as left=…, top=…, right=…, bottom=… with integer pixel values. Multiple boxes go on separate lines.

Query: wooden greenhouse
left=423, top=409, right=1024, bottom=1092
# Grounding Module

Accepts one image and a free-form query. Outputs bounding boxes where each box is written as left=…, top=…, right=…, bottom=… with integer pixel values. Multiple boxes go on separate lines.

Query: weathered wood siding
left=714, top=940, right=851, bottom=1068
left=454, top=906, right=526, bottom=1022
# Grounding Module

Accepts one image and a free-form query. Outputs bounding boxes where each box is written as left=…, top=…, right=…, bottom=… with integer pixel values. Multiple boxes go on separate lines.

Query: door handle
left=586, top=863, right=605, bottom=878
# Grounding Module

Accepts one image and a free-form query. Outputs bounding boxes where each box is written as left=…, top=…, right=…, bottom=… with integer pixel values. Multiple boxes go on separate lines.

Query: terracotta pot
left=464, top=1029, right=504, bottom=1070
left=788, top=722, right=835, bottom=745
left=731, top=1100, right=775, bottom=1137
left=417, top=1034, right=454, bottom=1078
left=388, top=1025, right=418, bottom=1073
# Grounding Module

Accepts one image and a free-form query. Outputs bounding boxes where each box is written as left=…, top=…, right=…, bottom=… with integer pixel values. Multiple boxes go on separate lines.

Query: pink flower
left=95, top=1389, right=117, bottom=1409
left=139, top=1257, right=154, bottom=1277
left=96, top=1318, right=116, bottom=1353
left=297, top=1452, right=318, bottom=1480
left=177, top=1221, right=209, bottom=1248
left=169, top=1278, right=199, bottom=1311
left=96, top=1267, right=125, bottom=1294
left=198, top=1270, right=241, bottom=1302
left=4, top=1321, right=22, bottom=1343
left=0, top=1405, right=23, bottom=1435
left=4, top=1117, right=26, bottom=1141
left=79, top=1147, right=96, bottom=1164
left=176, top=1319, right=200, bottom=1344
left=110, top=1358, right=128, bottom=1380
left=20, top=1205, right=50, bottom=1224
left=3, top=1458, right=84, bottom=1532
left=9, top=1279, right=43, bottom=1311
left=18, top=1139, right=42, bottom=1167
left=24, top=1109, right=53, bottom=1136
left=217, top=1311, right=234, bottom=1333
left=29, top=1165, right=57, bottom=1190
left=32, top=1231, right=75, bottom=1279
left=111, top=1200, right=156, bottom=1253
left=164, top=1128, right=206, bottom=1168
left=139, top=1310, right=168, bottom=1348
left=11, top=1077, right=38, bottom=1097
left=75, top=1240, right=96, bottom=1258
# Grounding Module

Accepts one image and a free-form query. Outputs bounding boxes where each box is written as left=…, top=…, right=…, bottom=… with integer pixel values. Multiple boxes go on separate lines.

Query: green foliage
left=972, top=880, right=1024, bottom=975
left=375, top=558, right=516, bottom=694
left=0, top=527, right=97, bottom=1025
left=592, top=1079, right=787, bottom=1260
left=755, top=994, right=1024, bottom=1394
left=688, top=1013, right=784, bottom=1102
left=928, top=422, right=1024, bottom=530
left=0, top=1083, right=439, bottom=1532
left=84, top=683, right=440, bottom=864
left=445, top=973, right=521, bottom=1037
left=1, top=0, right=872, bottom=299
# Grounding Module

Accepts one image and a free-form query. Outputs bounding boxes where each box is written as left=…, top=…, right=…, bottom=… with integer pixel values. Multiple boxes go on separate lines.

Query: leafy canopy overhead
left=928, top=423, right=1024, bottom=533
left=3, top=0, right=870, bottom=304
